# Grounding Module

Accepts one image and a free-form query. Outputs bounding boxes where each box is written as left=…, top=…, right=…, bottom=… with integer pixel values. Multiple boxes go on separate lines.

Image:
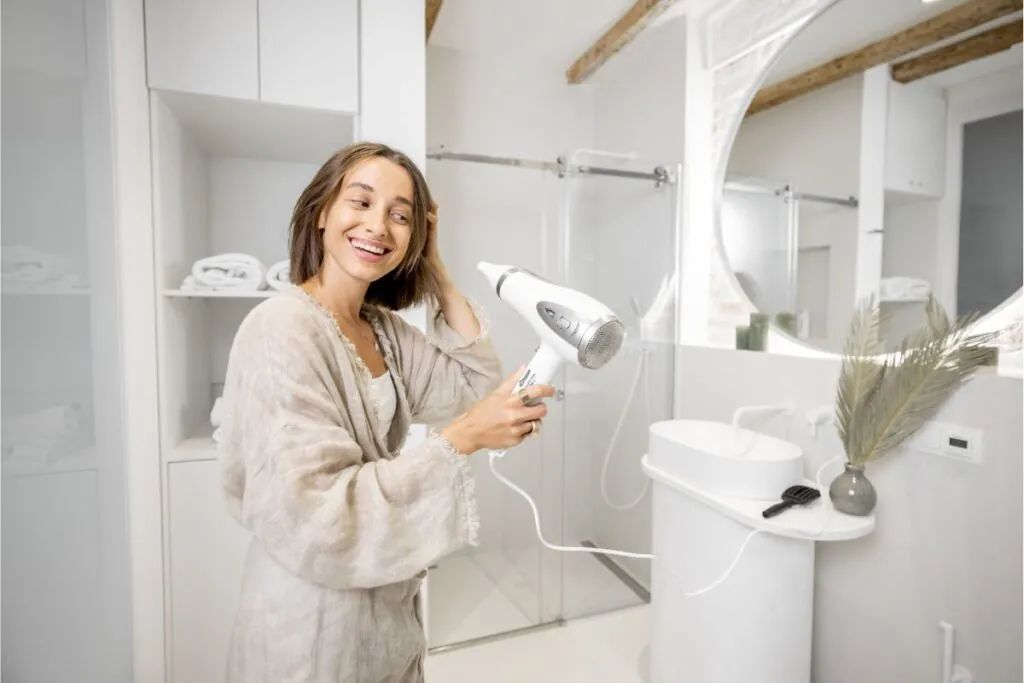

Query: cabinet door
left=258, top=0, right=359, bottom=112
left=168, top=460, right=252, bottom=683
left=1, top=471, right=102, bottom=682
left=885, top=81, right=947, bottom=197
left=144, top=0, right=259, bottom=100
left=0, top=0, right=87, bottom=80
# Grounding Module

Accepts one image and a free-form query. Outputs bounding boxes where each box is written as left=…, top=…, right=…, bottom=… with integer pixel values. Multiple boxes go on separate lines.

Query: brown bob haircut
left=289, top=141, right=445, bottom=310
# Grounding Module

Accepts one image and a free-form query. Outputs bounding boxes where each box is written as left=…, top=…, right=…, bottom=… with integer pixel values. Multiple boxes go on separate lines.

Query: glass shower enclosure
left=2, top=0, right=135, bottom=680
left=424, top=147, right=679, bottom=650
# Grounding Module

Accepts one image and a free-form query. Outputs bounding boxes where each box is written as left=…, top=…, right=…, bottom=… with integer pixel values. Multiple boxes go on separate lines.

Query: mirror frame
left=701, top=0, right=1022, bottom=364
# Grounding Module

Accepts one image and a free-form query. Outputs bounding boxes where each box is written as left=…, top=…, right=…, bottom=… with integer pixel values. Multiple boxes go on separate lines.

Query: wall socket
left=913, top=421, right=983, bottom=464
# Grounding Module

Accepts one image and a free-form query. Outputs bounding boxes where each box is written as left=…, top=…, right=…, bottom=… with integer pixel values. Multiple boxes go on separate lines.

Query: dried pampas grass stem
left=835, top=295, right=996, bottom=469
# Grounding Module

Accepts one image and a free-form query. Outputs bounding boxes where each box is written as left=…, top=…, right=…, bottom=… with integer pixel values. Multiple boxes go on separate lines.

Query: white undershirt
left=369, top=371, right=397, bottom=439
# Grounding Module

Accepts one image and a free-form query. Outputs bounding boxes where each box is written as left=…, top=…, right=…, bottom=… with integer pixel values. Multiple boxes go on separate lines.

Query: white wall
left=676, top=345, right=1023, bottom=683
left=584, top=4, right=1023, bottom=682
left=426, top=45, right=596, bottom=623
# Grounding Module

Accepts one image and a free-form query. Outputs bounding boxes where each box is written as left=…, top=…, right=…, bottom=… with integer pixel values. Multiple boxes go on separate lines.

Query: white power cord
left=490, top=372, right=843, bottom=595
left=666, top=452, right=841, bottom=596
left=488, top=452, right=654, bottom=559
left=488, top=449, right=841, bottom=594
left=599, top=347, right=652, bottom=510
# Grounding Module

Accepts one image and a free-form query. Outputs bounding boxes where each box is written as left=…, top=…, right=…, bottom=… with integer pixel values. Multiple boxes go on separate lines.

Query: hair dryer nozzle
left=476, top=262, right=513, bottom=296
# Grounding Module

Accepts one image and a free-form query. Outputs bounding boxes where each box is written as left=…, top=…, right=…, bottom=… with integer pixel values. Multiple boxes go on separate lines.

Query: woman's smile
left=348, top=236, right=394, bottom=263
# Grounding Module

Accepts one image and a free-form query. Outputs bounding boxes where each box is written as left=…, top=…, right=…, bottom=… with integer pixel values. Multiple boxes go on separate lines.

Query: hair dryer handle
left=513, top=343, right=563, bottom=405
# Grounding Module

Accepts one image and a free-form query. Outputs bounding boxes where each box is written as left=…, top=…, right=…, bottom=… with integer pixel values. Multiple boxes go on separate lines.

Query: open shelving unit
left=151, top=87, right=355, bottom=464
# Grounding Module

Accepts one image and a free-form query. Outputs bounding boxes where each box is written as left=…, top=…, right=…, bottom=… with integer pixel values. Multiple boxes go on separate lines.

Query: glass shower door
left=1, top=0, right=134, bottom=679
left=425, top=156, right=564, bottom=647
left=720, top=177, right=798, bottom=317
left=555, top=150, right=679, bottom=620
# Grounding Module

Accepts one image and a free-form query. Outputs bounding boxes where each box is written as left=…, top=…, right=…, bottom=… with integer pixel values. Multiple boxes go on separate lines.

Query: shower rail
left=427, top=147, right=674, bottom=187
left=723, top=181, right=858, bottom=208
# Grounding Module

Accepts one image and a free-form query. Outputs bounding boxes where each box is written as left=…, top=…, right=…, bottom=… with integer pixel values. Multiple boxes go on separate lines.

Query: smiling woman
left=214, top=140, right=561, bottom=683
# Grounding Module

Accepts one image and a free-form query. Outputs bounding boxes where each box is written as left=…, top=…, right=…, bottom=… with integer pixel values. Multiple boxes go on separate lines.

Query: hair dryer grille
left=579, top=318, right=626, bottom=369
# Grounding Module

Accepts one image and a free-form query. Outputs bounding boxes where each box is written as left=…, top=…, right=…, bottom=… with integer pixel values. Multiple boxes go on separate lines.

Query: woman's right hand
left=441, top=367, right=556, bottom=455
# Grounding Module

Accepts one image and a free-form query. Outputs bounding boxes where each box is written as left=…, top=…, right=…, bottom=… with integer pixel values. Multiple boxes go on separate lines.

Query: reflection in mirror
left=716, top=0, right=1023, bottom=361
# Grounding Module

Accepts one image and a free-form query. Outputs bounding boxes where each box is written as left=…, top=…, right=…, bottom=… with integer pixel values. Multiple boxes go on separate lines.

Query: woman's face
left=319, top=156, right=415, bottom=286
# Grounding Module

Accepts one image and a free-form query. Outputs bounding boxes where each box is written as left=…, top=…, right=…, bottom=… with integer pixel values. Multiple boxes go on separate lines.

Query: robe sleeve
left=218, top=299, right=479, bottom=591
left=383, top=297, right=504, bottom=426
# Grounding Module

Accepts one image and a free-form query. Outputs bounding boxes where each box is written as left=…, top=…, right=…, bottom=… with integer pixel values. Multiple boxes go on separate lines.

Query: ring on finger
left=517, top=389, right=532, bottom=406
left=529, top=420, right=540, bottom=436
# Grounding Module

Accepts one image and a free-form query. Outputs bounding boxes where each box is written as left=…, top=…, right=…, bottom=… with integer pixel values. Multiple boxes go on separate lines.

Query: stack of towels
left=180, top=254, right=293, bottom=293
left=210, top=396, right=225, bottom=445
left=2, top=402, right=88, bottom=466
left=2, top=245, right=85, bottom=291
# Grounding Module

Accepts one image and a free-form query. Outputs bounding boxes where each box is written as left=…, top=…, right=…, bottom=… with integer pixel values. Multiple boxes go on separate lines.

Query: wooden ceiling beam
left=891, top=19, right=1023, bottom=83
left=426, top=0, right=443, bottom=41
left=746, top=0, right=1023, bottom=116
left=566, top=0, right=681, bottom=84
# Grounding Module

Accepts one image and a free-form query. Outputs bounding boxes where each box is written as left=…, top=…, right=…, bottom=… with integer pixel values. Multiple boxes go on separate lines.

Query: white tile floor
left=424, top=605, right=650, bottom=683
left=427, top=550, right=644, bottom=647
left=427, top=555, right=532, bottom=646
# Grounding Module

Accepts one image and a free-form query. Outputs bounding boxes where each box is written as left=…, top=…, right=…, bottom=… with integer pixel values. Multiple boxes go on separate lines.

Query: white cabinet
left=144, top=0, right=260, bottom=101
left=144, top=0, right=358, bottom=113
left=1, top=471, right=103, bottom=682
left=258, top=0, right=359, bottom=112
left=168, top=460, right=252, bottom=683
left=884, top=80, right=947, bottom=198
left=0, top=0, right=87, bottom=80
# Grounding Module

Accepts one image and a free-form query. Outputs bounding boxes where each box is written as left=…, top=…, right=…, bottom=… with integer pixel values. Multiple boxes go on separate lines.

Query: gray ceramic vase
left=828, top=463, right=877, bottom=516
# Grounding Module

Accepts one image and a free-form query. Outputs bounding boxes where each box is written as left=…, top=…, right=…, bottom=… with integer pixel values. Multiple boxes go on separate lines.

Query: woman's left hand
left=425, top=200, right=444, bottom=271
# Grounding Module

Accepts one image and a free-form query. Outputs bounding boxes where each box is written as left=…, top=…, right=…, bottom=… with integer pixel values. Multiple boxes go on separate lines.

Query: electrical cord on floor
left=489, top=444, right=844, bottom=596
left=488, top=451, right=655, bottom=560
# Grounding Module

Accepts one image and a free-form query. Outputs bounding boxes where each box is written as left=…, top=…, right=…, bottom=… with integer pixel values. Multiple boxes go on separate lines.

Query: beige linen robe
left=217, top=287, right=502, bottom=682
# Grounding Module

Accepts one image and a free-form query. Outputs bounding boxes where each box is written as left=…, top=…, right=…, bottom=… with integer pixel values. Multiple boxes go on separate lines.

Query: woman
left=217, top=141, right=554, bottom=682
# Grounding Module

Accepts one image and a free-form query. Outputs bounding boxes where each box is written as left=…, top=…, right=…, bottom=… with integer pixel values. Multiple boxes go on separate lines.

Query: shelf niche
left=151, top=89, right=352, bottom=461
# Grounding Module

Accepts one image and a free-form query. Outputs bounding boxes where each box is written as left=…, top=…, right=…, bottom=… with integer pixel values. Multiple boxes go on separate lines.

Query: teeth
left=352, top=239, right=386, bottom=255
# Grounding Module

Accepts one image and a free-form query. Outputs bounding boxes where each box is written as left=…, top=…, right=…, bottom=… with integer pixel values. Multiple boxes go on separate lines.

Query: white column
left=109, top=0, right=166, bottom=680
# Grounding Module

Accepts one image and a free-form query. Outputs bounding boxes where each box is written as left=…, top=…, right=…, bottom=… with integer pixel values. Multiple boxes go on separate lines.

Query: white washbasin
left=647, top=419, right=803, bottom=501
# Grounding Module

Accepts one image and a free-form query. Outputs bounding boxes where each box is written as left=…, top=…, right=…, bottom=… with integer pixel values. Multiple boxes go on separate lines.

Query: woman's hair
left=289, top=141, right=445, bottom=310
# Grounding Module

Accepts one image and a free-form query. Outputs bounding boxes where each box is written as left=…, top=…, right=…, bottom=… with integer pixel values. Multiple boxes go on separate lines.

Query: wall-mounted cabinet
left=258, top=0, right=359, bottom=112
left=884, top=79, right=947, bottom=199
left=0, top=0, right=87, bottom=80
left=144, top=0, right=358, bottom=112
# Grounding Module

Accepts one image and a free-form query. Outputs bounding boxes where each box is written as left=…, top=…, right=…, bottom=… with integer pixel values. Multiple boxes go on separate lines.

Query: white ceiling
left=428, top=0, right=636, bottom=67
left=429, top=0, right=1021, bottom=86
left=765, top=0, right=1015, bottom=85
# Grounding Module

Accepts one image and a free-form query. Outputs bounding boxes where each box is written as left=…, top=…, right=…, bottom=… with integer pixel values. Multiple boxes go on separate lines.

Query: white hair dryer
left=474, top=262, right=771, bottom=592
left=476, top=262, right=653, bottom=561
left=476, top=262, right=627, bottom=398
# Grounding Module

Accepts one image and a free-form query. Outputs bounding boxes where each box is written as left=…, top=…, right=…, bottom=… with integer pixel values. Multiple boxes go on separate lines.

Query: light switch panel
left=913, top=421, right=983, bottom=464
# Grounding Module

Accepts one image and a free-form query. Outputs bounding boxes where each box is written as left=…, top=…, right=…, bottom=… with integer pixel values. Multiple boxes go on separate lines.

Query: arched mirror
left=714, top=0, right=1023, bottom=358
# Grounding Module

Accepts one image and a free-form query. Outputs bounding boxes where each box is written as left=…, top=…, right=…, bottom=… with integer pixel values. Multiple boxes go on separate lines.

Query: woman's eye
left=391, top=212, right=409, bottom=224
left=349, top=197, right=371, bottom=208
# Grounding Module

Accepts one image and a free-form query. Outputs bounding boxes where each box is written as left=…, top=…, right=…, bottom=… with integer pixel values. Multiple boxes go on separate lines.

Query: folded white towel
left=266, top=260, right=294, bottom=291
left=4, top=404, right=81, bottom=442
left=880, top=277, right=930, bottom=301
left=185, top=253, right=267, bottom=291
left=1, top=246, right=69, bottom=284
left=2, top=403, right=83, bottom=464
left=210, top=397, right=225, bottom=445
